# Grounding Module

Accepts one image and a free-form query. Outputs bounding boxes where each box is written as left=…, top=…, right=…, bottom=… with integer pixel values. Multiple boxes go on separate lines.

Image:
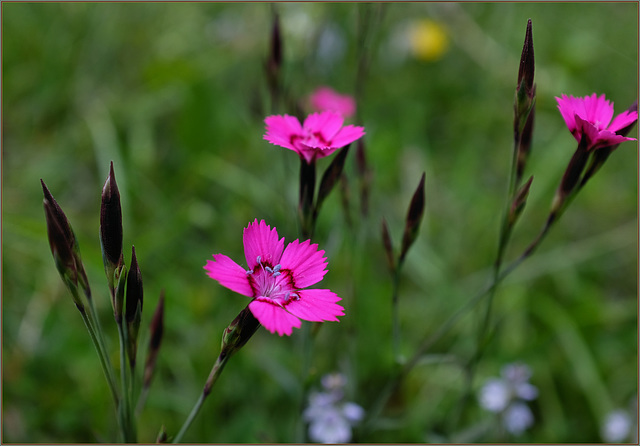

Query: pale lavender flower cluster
left=478, top=363, right=538, bottom=435
left=303, top=373, right=365, bottom=444
left=601, top=398, right=637, bottom=443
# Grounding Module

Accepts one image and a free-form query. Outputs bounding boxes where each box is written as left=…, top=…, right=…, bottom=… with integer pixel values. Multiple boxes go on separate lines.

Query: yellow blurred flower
left=408, top=19, right=449, bottom=62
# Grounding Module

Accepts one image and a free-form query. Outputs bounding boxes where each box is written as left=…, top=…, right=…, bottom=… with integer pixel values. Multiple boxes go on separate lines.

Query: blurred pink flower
left=264, top=111, right=365, bottom=163
left=204, top=219, right=344, bottom=336
left=556, top=93, right=637, bottom=150
left=309, top=86, right=356, bottom=118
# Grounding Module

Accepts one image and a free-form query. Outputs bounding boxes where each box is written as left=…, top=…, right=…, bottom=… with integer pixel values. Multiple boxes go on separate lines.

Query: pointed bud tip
left=149, top=292, right=165, bottom=349
left=125, top=245, right=143, bottom=323
left=517, top=19, right=535, bottom=95
left=40, top=179, right=60, bottom=211
left=381, top=218, right=396, bottom=272
left=100, top=162, right=123, bottom=267
left=40, top=178, right=49, bottom=197
left=399, top=173, right=426, bottom=263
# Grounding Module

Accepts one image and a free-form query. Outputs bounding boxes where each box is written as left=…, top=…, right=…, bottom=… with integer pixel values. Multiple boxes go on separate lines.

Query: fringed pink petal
left=304, top=111, right=345, bottom=143
left=249, top=298, right=301, bottom=336
left=280, top=239, right=328, bottom=288
left=243, top=219, right=285, bottom=270
left=556, top=95, right=580, bottom=137
left=593, top=129, right=637, bottom=150
left=608, top=110, right=639, bottom=134
left=583, top=93, right=614, bottom=130
left=284, top=289, right=344, bottom=323
left=264, top=115, right=304, bottom=151
left=204, top=254, right=254, bottom=297
left=330, top=124, right=366, bottom=149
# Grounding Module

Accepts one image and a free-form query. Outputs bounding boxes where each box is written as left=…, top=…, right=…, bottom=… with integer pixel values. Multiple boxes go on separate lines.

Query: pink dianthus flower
left=309, top=86, right=356, bottom=118
left=264, top=111, right=365, bottom=163
left=204, top=219, right=344, bottom=336
left=556, top=93, right=637, bottom=150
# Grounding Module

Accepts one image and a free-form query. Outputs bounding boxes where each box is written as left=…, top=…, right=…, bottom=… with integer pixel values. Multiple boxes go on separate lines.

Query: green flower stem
left=117, top=321, right=137, bottom=443
left=83, top=292, right=120, bottom=407
left=390, top=266, right=402, bottom=363
left=363, top=225, right=550, bottom=434
left=173, top=353, right=230, bottom=444
left=135, top=383, right=150, bottom=417
left=478, top=124, right=522, bottom=339
left=462, top=122, right=525, bottom=423
left=174, top=392, right=207, bottom=444
left=74, top=294, right=120, bottom=408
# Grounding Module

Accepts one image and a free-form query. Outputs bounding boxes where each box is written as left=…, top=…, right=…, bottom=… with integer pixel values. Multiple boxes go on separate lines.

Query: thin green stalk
left=390, top=267, right=402, bottom=363
left=363, top=227, right=548, bottom=434
left=173, top=354, right=230, bottom=444
left=84, top=293, right=120, bottom=406
left=476, top=125, right=521, bottom=343
left=135, top=384, right=150, bottom=417
left=454, top=123, right=525, bottom=428
left=174, top=392, right=207, bottom=444
left=117, top=321, right=136, bottom=442
left=76, top=300, right=120, bottom=408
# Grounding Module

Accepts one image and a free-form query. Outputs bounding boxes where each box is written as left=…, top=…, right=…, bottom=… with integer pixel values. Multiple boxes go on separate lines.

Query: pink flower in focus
left=309, top=86, right=356, bottom=118
left=556, top=93, right=638, bottom=150
left=204, top=219, right=345, bottom=336
left=264, top=111, right=365, bottom=163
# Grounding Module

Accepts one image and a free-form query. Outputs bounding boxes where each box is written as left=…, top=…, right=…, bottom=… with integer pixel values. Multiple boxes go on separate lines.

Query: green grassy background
left=3, top=2, right=637, bottom=443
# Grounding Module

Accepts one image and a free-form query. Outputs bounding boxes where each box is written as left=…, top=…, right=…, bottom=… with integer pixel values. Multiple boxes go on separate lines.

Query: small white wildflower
left=342, top=402, right=365, bottom=423
left=602, top=409, right=632, bottom=442
left=479, top=378, right=510, bottom=412
left=308, top=407, right=353, bottom=444
left=478, top=362, right=538, bottom=436
left=503, top=402, right=534, bottom=435
left=304, top=373, right=364, bottom=444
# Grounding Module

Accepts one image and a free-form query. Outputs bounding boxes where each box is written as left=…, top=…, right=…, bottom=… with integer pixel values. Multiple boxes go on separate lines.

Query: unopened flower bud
left=516, top=103, right=535, bottom=185
left=517, top=19, right=535, bottom=101
left=551, top=133, right=590, bottom=214
left=221, top=305, right=261, bottom=358
left=316, top=145, right=351, bottom=214
left=298, top=159, right=317, bottom=237
left=508, top=176, right=533, bottom=227
left=126, top=246, right=143, bottom=368
left=265, top=11, right=283, bottom=102
left=514, top=20, right=536, bottom=143
left=381, top=218, right=396, bottom=273
left=143, top=292, right=164, bottom=390
left=41, top=180, right=90, bottom=308
left=400, top=172, right=426, bottom=264
left=268, top=12, right=282, bottom=74
left=113, top=264, right=127, bottom=324
left=100, top=162, right=123, bottom=292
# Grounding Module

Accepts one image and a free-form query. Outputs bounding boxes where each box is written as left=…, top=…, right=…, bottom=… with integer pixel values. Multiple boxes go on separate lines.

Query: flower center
left=246, top=256, right=298, bottom=304
left=290, top=130, right=330, bottom=150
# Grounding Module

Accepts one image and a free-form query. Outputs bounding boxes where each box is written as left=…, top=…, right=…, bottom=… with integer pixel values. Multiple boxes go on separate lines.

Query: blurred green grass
left=2, top=2, right=637, bottom=443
